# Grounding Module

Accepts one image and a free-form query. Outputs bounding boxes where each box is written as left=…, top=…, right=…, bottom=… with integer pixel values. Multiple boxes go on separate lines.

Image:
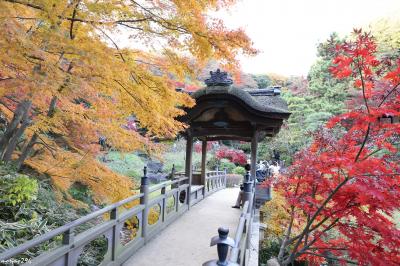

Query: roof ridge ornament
left=204, top=69, right=233, bottom=87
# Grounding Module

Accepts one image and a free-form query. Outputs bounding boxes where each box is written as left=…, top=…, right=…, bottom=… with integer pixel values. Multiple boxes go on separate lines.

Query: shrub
left=101, top=152, right=145, bottom=180
left=233, top=166, right=246, bottom=176
left=206, top=156, right=219, bottom=171
left=68, top=182, right=94, bottom=206
left=163, top=150, right=202, bottom=173
left=215, top=147, right=247, bottom=165
left=0, top=174, right=38, bottom=207
left=219, top=159, right=236, bottom=173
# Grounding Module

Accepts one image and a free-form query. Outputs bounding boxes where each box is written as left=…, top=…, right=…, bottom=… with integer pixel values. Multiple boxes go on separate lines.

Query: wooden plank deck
left=123, top=187, right=241, bottom=266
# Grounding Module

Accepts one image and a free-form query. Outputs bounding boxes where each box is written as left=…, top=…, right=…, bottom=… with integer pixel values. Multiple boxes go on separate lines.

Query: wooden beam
left=205, top=136, right=252, bottom=142
left=191, top=128, right=253, bottom=138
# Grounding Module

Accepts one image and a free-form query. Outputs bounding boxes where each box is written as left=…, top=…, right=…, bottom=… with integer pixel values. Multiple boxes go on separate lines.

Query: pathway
left=123, top=187, right=241, bottom=266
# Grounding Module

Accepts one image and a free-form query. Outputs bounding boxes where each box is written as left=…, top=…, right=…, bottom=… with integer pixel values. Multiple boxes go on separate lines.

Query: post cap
left=210, top=227, right=235, bottom=247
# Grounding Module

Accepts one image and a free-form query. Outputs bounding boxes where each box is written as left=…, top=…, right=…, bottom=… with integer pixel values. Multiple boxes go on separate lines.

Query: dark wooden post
left=185, top=134, right=193, bottom=208
left=250, top=130, right=258, bottom=182
left=110, top=207, right=119, bottom=261
left=201, top=140, right=207, bottom=185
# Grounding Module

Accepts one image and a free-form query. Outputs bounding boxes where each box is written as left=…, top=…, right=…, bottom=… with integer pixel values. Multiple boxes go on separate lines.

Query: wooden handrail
left=0, top=192, right=143, bottom=261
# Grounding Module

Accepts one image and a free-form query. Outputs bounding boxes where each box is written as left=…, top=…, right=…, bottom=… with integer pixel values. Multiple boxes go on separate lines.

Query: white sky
left=218, top=0, right=400, bottom=76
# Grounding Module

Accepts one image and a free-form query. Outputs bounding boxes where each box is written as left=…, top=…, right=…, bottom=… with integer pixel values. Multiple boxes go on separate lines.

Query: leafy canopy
left=0, top=0, right=255, bottom=203
left=270, top=30, right=400, bottom=266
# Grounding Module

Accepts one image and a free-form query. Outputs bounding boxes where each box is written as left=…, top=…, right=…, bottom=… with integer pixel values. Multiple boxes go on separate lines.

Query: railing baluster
left=140, top=167, right=149, bottom=242
left=161, top=185, right=166, bottom=222
left=62, top=229, right=74, bottom=266
left=110, top=207, right=119, bottom=261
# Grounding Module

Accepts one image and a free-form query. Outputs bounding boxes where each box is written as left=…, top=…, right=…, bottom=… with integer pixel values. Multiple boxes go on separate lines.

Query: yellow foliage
left=261, top=189, right=302, bottom=239
left=0, top=0, right=255, bottom=205
left=261, top=190, right=291, bottom=238
left=25, top=137, right=135, bottom=204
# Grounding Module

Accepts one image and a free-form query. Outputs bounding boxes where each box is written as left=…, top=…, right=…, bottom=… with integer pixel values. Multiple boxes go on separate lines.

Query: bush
left=206, top=156, right=219, bottom=171
left=68, top=182, right=93, bottom=206
left=219, top=159, right=236, bottom=173
left=233, top=166, right=246, bottom=176
left=0, top=174, right=38, bottom=207
left=259, top=239, right=281, bottom=264
left=163, top=150, right=202, bottom=173
left=101, top=152, right=146, bottom=180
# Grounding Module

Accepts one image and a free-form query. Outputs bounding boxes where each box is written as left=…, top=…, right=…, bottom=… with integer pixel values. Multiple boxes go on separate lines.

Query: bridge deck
left=123, top=187, right=241, bottom=266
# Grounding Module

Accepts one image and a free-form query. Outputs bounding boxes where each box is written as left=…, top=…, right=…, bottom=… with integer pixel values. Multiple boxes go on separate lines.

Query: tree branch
left=378, top=82, right=400, bottom=107
left=302, top=252, right=357, bottom=264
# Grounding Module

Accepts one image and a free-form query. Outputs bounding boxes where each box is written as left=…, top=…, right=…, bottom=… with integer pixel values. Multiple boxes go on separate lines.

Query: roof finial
left=204, top=69, right=233, bottom=87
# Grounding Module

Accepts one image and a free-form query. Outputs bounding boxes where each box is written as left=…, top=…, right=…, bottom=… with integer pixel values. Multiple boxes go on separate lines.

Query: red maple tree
left=215, top=147, right=247, bottom=165
left=270, top=30, right=400, bottom=265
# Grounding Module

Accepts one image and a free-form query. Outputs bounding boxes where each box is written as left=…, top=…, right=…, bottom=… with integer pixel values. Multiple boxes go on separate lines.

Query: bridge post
left=242, top=171, right=253, bottom=214
left=250, top=130, right=258, bottom=183
left=224, top=167, right=228, bottom=187
left=110, top=207, right=119, bottom=261
left=203, top=228, right=238, bottom=266
left=140, top=166, right=149, bottom=242
left=185, top=135, right=193, bottom=209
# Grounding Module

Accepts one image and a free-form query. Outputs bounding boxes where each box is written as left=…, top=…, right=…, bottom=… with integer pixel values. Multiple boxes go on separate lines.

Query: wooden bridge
left=0, top=70, right=290, bottom=265
left=0, top=171, right=256, bottom=265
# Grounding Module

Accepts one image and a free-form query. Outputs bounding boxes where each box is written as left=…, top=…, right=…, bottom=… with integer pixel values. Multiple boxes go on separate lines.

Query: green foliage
left=233, top=166, right=246, bottom=176
left=0, top=218, right=54, bottom=254
left=163, top=150, right=202, bottom=173
left=0, top=177, right=83, bottom=261
left=219, top=159, right=236, bottom=174
left=252, top=74, right=271, bottom=88
left=206, top=156, right=219, bottom=171
left=0, top=174, right=38, bottom=207
left=100, top=151, right=146, bottom=180
left=238, top=142, right=251, bottom=153
left=259, top=239, right=281, bottom=264
left=68, top=182, right=94, bottom=206
left=77, top=236, right=108, bottom=266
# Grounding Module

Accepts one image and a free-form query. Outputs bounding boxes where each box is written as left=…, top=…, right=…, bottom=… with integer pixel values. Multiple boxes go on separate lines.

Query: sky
left=217, top=0, right=400, bottom=76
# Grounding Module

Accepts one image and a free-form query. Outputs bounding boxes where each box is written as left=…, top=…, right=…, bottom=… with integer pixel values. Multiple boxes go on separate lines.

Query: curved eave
left=190, top=86, right=291, bottom=118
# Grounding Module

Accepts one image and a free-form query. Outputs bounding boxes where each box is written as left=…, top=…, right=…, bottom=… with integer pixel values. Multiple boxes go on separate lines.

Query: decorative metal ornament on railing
left=204, top=69, right=233, bottom=87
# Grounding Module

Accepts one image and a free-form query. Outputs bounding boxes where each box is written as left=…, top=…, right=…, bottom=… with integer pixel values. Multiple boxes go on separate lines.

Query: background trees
left=268, top=30, right=400, bottom=266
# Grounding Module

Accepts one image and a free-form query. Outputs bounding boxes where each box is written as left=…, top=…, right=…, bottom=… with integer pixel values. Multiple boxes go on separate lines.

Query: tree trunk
left=2, top=101, right=32, bottom=162
left=16, top=96, right=57, bottom=170
left=16, top=133, right=38, bottom=170
left=0, top=100, right=29, bottom=156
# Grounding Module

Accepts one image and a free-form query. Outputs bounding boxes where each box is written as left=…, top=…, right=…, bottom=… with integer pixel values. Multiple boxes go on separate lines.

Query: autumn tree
left=268, top=30, right=400, bottom=265
left=0, top=0, right=255, bottom=204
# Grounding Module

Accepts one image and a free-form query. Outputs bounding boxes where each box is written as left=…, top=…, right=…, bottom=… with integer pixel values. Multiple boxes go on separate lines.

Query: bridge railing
left=0, top=167, right=227, bottom=266
left=203, top=171, right=255, bottom=266
left=190, top=170, right=227, bottom=206
left=205, top=170, right=227, bottom=194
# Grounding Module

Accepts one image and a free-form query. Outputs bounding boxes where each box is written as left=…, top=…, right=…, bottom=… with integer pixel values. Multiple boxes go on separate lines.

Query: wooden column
left=200, top=140, right=207, bottom=186
left=185, top=134, right=193, bottom=208
left=250, top=130, right=258, bottom=181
